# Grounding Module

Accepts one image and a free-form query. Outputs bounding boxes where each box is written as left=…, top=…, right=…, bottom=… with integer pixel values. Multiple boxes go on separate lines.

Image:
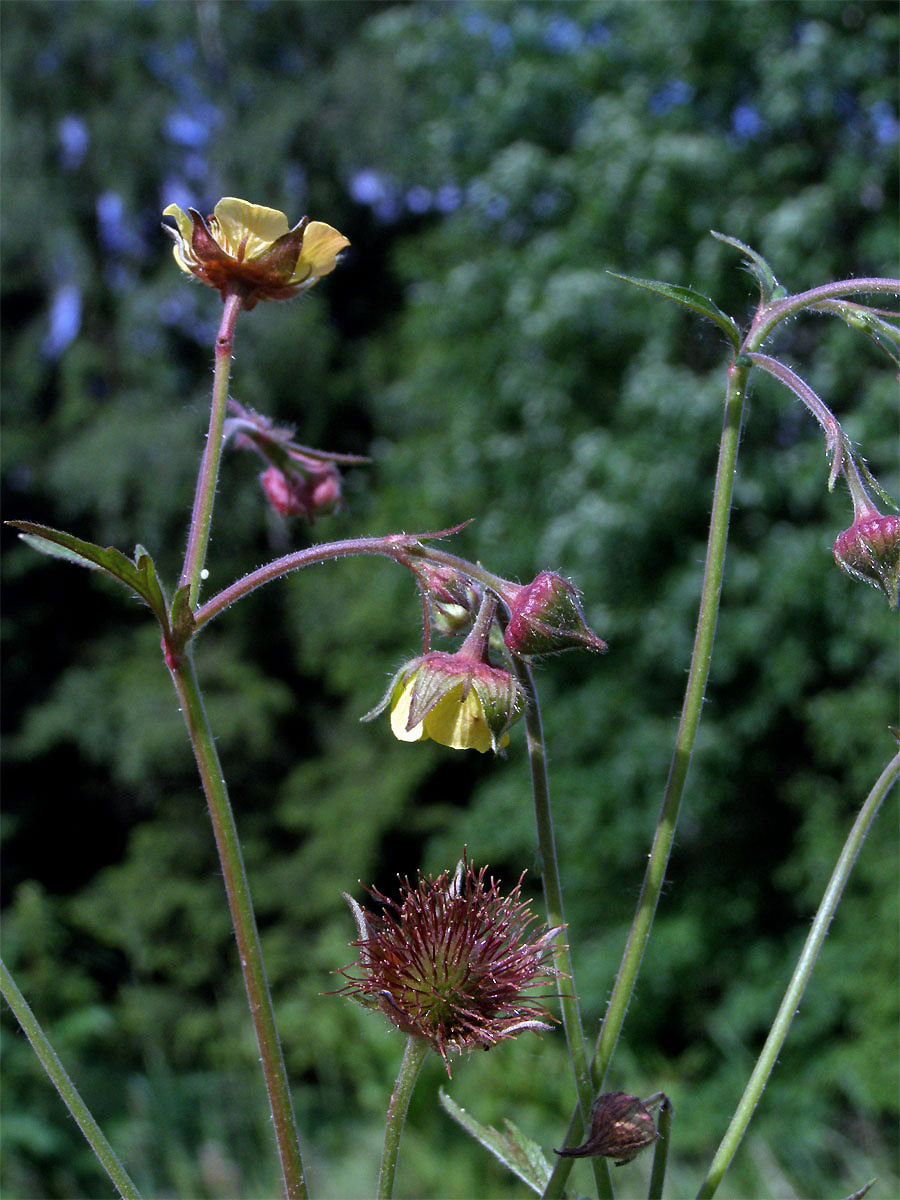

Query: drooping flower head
left=340, top=858, right=559, bottom=1075
left=363, top=592, right=525, bottom=754
left=162, top=197, right=349, bottom=309
left=833, top=513, right=900, bottom=610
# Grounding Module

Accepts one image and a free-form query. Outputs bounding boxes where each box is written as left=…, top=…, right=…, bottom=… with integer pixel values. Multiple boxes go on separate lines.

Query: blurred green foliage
left=1, top=1, right=898, bottom=1197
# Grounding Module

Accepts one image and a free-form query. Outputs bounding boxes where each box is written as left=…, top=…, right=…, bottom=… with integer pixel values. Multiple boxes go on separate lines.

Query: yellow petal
left=424, top=685, right=494, bottom=753
left=390, top=678, right=427, bottom=743
left=293, top=221, right=350, bottom=281
left=213, top=197, right=290, bottom=259
left=162, top=203, right=194, bottom=244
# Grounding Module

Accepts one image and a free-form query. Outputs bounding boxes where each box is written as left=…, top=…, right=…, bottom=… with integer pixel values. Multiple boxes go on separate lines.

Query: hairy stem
left=595, top=358, right=749, bottom=1081
left=696, top=748, right=900, bottom=1198
left=648, top=1095, right=674, bottom=1200
left=179, top=288, right=243, bottom=608
left=0, top=958, right=143, bottom=1200
left=512, top=661, right=612, bottom=1200
left=168, top=652, right=307, bottom=1199
left=748, top=276, right=900, bottom=347
left=377, top=1035, right=429, bottom=1200
left=547, top=356, right=749, bottom=1197
left=193, top=535, right=425, bottom=632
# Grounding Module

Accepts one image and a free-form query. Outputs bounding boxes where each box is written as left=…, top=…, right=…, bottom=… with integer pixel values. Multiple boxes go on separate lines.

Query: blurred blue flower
left=649, top=79, right=694, bottom=115
left=58, top=115, right=89, bottom=170
left=42, top=283, right=82, bottom=359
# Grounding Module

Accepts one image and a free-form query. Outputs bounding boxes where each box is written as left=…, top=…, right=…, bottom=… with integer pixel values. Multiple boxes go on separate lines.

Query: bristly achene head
left=339, top=857, right=560, bottom=1074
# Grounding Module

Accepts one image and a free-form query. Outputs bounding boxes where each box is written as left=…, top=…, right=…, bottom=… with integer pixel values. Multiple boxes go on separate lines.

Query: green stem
left=695, top=749, right=900, bottom=1199
left=193, top=534, right=426, bottom=632
left=512, top=660, right=612, bottom=1200
left=748, top=277, right=900, bottom=347
left=648, top=1095, right=674, bottom=1200
left=547, top=357, right=749, bottom=1198
left=0, top=958, right=143, bottom=1200
left=377, top=1035, right=429, bottom=1200
left=595, top=358, right=749, bottom=1083
left=168, top=652, right=307, bottom=1200
left=179, top=288, right=243, bottom=609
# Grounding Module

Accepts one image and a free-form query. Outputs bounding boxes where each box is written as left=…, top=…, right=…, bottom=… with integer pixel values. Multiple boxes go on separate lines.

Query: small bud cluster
left=226, top=401, right=366, bottom=523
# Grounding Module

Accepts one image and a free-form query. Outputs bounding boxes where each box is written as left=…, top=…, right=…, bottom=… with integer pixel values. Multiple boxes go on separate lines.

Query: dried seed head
left=555, top=1092, right=659, bottom=1165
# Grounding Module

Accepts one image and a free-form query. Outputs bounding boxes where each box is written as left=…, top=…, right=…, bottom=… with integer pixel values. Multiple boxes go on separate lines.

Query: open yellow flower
left=162, top=197, right=349, bottom=309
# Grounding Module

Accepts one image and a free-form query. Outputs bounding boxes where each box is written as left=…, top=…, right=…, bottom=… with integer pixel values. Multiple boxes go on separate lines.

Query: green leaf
left=439, top=1088, right=552, bottom=1195
left=711, top=231, right=785, bottom=303
left=9, top=522, right=171, bottom=634
left=609, top=272, right=741, bottom=351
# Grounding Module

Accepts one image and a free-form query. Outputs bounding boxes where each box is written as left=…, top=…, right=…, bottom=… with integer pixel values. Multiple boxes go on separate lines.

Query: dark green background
left=2, top=2, right=897, bottom=1196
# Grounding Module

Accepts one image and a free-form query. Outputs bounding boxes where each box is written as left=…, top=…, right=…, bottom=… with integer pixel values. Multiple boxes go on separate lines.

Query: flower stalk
left=0, top=958, right=143, bottom=1200
left=377, top=1035, right=430, bottom=1200
left=512, top=658, right=612, bottom=1200
left=695, top=748, right=900, bottom=1198
left=180, top=287, right=243, bottom=609
left=167, top=651, right=307, bottom=1200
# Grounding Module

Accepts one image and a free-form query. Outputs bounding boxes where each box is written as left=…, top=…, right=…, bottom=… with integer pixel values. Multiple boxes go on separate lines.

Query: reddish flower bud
left=503, top=572, right=607, bottom=656
left=260, top=463, right=342, bottom=521
left=418, top=565, right=482, bottom=637
left=555, top=1092, right=659, bottom=1166
left=833, top=513, right=900, bottom=609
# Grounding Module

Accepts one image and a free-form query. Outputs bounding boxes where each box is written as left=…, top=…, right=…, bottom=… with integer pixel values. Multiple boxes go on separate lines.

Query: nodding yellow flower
left=162, top=197, right=349, bottom=309
left=364, top=650, right=525, bottom=754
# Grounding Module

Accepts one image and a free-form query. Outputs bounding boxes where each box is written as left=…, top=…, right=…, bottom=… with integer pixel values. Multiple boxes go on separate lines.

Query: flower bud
left=833, top=513, right=900, bottom=609
left=364, top=650, right=524, bottom=754
left=503, top=572, right=607, bottom=656
left=555, top=1092, right=658, bottom=1166
left=260, top=462, right=342, bottom=522
left=418, top=565, right=482, bottom=637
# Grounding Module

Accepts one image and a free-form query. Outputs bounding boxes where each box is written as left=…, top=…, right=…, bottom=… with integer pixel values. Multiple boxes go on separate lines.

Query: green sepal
left=10, top=521, right=171, bottom=635
left=439, top=1089, right=552, bottom=1195
left=610, top=272, right=741, bottom=351
left=850, top=450, right=899, bottom=512
left=711, top=231, right=784, bottom=303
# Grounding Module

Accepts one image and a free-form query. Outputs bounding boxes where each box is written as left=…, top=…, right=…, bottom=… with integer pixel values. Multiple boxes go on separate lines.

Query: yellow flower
left=363, top=651, right=524, bottom=754
left=390, top=674, right=504, bottom=753
left=162, top=197, right=349, bottom=309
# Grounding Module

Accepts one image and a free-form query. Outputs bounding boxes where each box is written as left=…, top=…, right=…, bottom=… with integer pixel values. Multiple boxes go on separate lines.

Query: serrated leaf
left=439, top=1088, right=552, bottom=1195
left=610, top=272, right=741, bottom=351
left=9, top=521, right=172, bottom=634
left=711, top=231, right=784, bottom=303
left=17, top=533, right=103, bottom=570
